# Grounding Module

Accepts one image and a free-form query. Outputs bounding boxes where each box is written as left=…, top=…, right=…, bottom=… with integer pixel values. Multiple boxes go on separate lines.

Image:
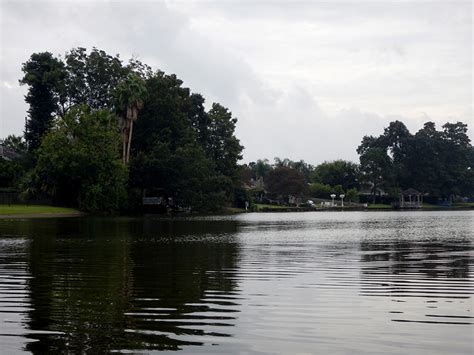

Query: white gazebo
left=399, top=188, right=422, bottom=209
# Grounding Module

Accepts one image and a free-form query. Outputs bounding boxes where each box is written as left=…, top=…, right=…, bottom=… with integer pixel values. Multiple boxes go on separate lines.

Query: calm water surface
left=0, top=211, right=473, bottom=354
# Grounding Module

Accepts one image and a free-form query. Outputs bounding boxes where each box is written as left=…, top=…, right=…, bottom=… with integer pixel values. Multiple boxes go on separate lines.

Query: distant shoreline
left=1, top=204, right=472, bottom=220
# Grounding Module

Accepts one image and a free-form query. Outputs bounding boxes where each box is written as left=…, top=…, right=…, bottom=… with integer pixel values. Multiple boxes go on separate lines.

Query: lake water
left=0, top=211, right=473, bottom=354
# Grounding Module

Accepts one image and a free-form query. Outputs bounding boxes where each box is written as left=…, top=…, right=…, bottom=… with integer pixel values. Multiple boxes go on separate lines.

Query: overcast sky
left=1, top=0, right=472, bottom=164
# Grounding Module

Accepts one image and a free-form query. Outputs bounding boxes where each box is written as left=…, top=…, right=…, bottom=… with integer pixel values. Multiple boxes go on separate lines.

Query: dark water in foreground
left=0, top=211, right=473, bottom=354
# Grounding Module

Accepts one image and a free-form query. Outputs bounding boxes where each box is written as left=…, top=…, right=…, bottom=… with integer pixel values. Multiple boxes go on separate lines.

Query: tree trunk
left=126, top=120, right=134, bottom=163
left=122, top=122, right=127, bottom=164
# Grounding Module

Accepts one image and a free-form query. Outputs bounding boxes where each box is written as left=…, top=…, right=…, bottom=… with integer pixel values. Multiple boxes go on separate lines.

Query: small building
left=399, top=188, right=422, bottom=209
left=0, top=145, right=22, bottom=161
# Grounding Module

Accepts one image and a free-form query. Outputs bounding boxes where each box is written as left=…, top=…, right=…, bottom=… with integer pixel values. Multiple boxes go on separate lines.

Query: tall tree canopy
left=265, top=166, right=309, bottom=200
left=129, top=71, right=242, bottom=211
left=113, top=73, right=148, bottom=163
left=20, top=52, right=66, bottom=151
left=206, top=103, right=243, bottom=180
left=16, top=47, right=244, bottom=212
left=32, top=106, right=127, bottom=211
left=311, top=160, right=359, bottom=190
left=357, top=120, right=473, bottom=199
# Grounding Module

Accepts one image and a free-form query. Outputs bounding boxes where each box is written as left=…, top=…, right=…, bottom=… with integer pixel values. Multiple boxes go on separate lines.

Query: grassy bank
left=254, top=203, right=289, bottom=211
left=0, top=204, right=80, bottom=216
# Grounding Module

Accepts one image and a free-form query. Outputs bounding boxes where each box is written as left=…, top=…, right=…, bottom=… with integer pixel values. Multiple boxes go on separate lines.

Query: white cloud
left=0, top=0, right=472, bottom=163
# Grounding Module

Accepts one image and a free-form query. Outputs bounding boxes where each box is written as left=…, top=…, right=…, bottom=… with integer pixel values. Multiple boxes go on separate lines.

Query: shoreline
left=1, top=206, right=472, bottom=220
left=0, top=211, right=85, bottom=219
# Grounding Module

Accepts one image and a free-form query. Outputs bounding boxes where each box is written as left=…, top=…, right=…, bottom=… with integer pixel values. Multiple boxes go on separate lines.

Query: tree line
left=240, top=120, right=473, bottom=205
left=1, top=48, right=242, bottom=212
left=1, top=48, right=472, bottom=211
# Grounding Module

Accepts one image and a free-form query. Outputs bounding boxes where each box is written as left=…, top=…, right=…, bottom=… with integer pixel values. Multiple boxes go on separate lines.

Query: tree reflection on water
left=14, top=218, right=241, bottom=353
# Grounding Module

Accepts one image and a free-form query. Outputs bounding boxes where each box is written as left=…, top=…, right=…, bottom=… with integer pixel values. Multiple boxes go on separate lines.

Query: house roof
left=0, top=145, right=22, bottom=161
left=401, top=188, right=421, bottom=195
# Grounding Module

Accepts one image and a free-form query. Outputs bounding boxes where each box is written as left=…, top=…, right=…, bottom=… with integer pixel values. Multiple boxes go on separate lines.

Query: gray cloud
left=1, top=0, right=472, bottom=164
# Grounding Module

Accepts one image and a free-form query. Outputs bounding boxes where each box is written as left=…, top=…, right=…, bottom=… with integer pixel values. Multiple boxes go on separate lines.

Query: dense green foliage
left=245, top=119, right=473, bottom=206
left=20, top=52, right=66, bottom=151
left=12, top=47, right=243, bottom=212
left=129, top=72, right=239, bottom=211
left=0, top=158, right=23, bottom=188
left=0, top=135, right=28, bottom=190
left=311, top=160, right=359, bottom=190
left=357, top=121, right=473, bottom=200
left=265, top=166, right=309, bottom=201
left=32, top=106, right=127, bottom=211
left=5, top=47, right=473, bottom=212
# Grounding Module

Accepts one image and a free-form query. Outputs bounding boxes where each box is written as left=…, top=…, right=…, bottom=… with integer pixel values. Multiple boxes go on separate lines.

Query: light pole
left=340, top=194, right=345, bottom=207
left=330, top=194, right=336, bottom=207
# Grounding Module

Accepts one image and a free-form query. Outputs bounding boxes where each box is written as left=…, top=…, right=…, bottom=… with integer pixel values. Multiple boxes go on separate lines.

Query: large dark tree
left=17, top=47, right=245, bottom=212
left=312, top=160, right=359, bottom=190
left=248, top=159, right=272, bottom=180
left=357, top=120, right=473, bottom=199
left=129, top=71, right=240, bottom=211
left=359, top=147, right=393, bottom=203
left=265, top=166, right=309, bottom=201
left=64, top=47, right=130, bottom=110
left=206, top=103, right=243, bottom=180
left=113, top=73, right=147, bottom=163
left=188, top=93, right=210, bottom=150
left=32, top=106, right=127, bottom=211
left=20, top=52, right=67, bottom=151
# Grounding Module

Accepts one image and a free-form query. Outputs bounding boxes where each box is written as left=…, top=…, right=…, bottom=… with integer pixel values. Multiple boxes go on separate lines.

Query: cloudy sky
left=0, top=0, right=472, bottom=164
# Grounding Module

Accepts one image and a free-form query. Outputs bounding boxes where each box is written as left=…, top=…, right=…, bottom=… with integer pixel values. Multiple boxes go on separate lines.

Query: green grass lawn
left=453, top=202, right=474, bottom=208
left=254, top=203, right=290, bottom=211
left=0, top=204, right=79, bottom=215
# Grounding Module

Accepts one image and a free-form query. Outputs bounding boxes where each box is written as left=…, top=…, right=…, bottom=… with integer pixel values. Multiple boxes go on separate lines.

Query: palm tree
left=114, top=73, right=147, bottom=163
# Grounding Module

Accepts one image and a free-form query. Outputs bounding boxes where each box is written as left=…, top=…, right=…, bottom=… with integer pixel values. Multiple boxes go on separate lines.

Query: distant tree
left=32, top=106, right=127, bottom=211
left=206, top=103, right=243, bottom=180
left=238, top=164, right=254, bottom=186
left=359, top=147, right=393, bottom=203
left=20, top=52, right=67, bottom=151
left=1, top=135, right=27, bottom=155
left=308, top=182, right=332, bottom=198
left=401, top=122, right=441, bottom=194
left=0, top=135, right=28, bottom=189
left=380, top=120, right=412, bottom=159
left=346, top=188, right=359, bottom=203
left=249, top=159, right=272, bottom=180
left=188, top=93, right=210, bottom=150
left=356, top=135, right=382, bottom=156
left=272, top=158, right=314, bottom=182
left=312, top=160, right=359, bottom=190
left=113, top=73, right=147, bottom=163
left=64, top=47, right=130, bottom=110
left=438, top=122, right=472, bottom=197
left=0, top=158, right=23, bottom=189
left=274, top=157, right=291, bottom=167
left=265, top=166, right=309, bottom=201
left=357, top=120, right=473, bottom=199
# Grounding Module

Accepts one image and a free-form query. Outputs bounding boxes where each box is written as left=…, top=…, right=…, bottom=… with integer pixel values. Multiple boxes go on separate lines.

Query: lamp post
left=330, top=194, right=336, bottom=207
left=340, top=194, right=345, bottom=207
